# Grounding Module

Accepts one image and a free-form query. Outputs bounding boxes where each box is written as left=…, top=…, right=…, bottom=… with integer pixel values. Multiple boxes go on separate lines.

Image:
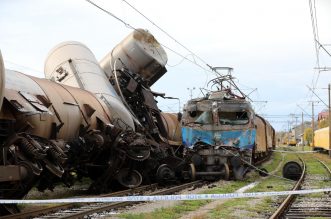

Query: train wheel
left=223, top=163, right=230, bottom=180
left=189, top=163, right=196, bottom=181
left=116, top=168, right=142, bottom=188
left=156, top=164, right=175, bottom=183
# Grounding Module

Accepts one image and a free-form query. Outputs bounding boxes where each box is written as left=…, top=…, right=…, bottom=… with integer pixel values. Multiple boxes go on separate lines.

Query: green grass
left=120, top=152, right=287, bottom=219
left=209, top=150, right=331, bottom=218
left=119, top=181, right=250, bottom=219
left=209, top=152, right=298, bottom=218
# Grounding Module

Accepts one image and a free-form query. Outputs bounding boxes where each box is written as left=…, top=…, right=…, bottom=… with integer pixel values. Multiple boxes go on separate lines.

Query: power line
left=121, top=0, right=211, bottom=68
left=313, top=0, right=320, bottom=42
left=4, top=60, right=43, bottom=75
left=84, top=0, right=214, bottom=74
left=316, top=40, right=331, bottom=58
left=308, top=0, right=321, bottom=88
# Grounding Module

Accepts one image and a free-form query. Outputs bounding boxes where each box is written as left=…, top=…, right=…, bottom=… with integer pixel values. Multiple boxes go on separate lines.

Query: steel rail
left=254, top=151, right=272, bottom=166
left=58, top=180, right=203, bottom=219
left=0, top=183, right=158, bottom=219
left=282, top=158, right=331, bottom=218
left=316, top=158, right=331, bottom=179
left=269, top=157, right=306, bottom=219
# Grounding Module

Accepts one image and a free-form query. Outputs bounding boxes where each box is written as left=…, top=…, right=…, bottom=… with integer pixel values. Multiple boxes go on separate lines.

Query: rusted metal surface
left=161, top=112, right=182, bottom=143
left=0, top=29, right=187, bottom=216
left=2, top=70, right=112, bottom=140
left=0, top=69, right=152, bottom=215
left=254, top=115, right=266, bottom=152
left=0, top=166, right=25, bottom=182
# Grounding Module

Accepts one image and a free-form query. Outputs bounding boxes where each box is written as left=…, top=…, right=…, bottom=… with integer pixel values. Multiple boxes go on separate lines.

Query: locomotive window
left=195, top=111, right=213, bottom=124
left=218, top=111, right=249, bottom=125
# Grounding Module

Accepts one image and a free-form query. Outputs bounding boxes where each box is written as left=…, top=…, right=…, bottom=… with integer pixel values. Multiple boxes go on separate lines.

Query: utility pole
left=287, top=121, right=290, bottom=145
left=312, top=101, right=315, bottom=149
left=187, top=87, right=196, bottom=100
left=302, top=112, right=304, bottom=151
left=329, top=84, right=331, bottom=157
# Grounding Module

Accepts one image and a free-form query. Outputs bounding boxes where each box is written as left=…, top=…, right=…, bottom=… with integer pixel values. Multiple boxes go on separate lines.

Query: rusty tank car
left=0, top=57, right=152, bottom=214
left=181, top=68, right=275, bottom=180
left=0, top=29, right=193, bottom=215
left=44, top=29, right=190, bottom=184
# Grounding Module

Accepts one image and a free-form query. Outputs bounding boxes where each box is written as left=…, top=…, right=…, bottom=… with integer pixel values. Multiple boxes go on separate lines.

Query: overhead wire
left=120, top=0, right=211, bottom=67
left=308, top=0, right=321, bottom=89
left=120, top=0, right=213, bottom=88
left=85, top=0, right=270, bottom=110
left=84, top=0, right=214, bottom=75
left=4, top=60, right=44, bottom=75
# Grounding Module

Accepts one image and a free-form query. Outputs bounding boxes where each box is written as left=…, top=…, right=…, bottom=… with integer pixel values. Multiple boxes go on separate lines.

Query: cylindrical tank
left=44, top=41, right=135, bottom=130
left=2, top=69, right=112, bottom=140
left=99, top=29, right=168, bottom=86
left=161, top=112, right=182, bottom=143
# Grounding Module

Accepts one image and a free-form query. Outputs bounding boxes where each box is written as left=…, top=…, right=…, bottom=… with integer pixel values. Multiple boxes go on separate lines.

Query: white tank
left=44, top=41, right=135, bottom=130
left=99, top=29, right=168, bottom=86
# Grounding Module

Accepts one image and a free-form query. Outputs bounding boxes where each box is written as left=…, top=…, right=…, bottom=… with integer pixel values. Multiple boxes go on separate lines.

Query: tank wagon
left=181, top=68, right=275, bottom=180
left=0, top=29, right=191, bottom=215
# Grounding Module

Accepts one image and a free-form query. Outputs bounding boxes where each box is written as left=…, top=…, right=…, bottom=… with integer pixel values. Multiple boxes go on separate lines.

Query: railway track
left=270, top=157, right=331, bottom=219
left=1, top=181, right=203, bottom=219
left=0, top=184, right=158, bottom=219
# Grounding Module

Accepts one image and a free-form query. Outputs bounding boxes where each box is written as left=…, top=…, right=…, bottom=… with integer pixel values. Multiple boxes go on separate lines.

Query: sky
left=0, top=0, right=331, bottom=131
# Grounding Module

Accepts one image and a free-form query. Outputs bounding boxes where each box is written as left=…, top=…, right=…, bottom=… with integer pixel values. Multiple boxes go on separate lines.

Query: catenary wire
left=121, top=0, right=211, bottom=67
left=84, top=0, right=214, bottom=75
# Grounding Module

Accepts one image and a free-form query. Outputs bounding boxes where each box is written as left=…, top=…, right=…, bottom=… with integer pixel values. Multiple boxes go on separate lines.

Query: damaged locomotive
left=181, top=67, right=275, bottom=180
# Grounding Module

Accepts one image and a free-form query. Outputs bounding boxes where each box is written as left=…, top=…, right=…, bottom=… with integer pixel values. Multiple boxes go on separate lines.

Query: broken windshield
left=218, top=111, right=249, bottom=125
left=194, top=111, right=213, bottom=125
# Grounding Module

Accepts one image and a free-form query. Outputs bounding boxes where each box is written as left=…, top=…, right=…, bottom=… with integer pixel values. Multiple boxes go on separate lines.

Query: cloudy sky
left=1, top=0, right=331, bottom=131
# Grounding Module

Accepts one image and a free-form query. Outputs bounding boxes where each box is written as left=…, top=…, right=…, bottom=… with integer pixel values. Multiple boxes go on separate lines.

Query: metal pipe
left=195, top=171, right=225, bottom=176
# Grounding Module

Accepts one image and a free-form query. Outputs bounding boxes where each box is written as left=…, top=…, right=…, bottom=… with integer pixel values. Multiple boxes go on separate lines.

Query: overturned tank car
left=0, top=29, right=190, bottom=215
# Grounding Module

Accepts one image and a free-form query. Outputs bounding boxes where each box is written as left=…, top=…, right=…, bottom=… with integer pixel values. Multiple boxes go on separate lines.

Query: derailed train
left=181, top=72, right=275, bottom=180
left=0, top=29, right=274, bottom=215
left=0, top=29, right=187, bottom=214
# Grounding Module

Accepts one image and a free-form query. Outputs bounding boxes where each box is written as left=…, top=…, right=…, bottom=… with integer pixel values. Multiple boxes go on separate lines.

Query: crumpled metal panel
left=182, top=127, right=256, bottom=150
left=5, top=89, right=40, bottom=113
left=19, top=91, right=50, bottom=112
left=190, top=100, right=252, bottom=113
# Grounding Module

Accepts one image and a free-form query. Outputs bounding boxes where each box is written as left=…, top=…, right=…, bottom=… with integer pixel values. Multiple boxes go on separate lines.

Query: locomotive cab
left=182, top=84, right=256, bottom=180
